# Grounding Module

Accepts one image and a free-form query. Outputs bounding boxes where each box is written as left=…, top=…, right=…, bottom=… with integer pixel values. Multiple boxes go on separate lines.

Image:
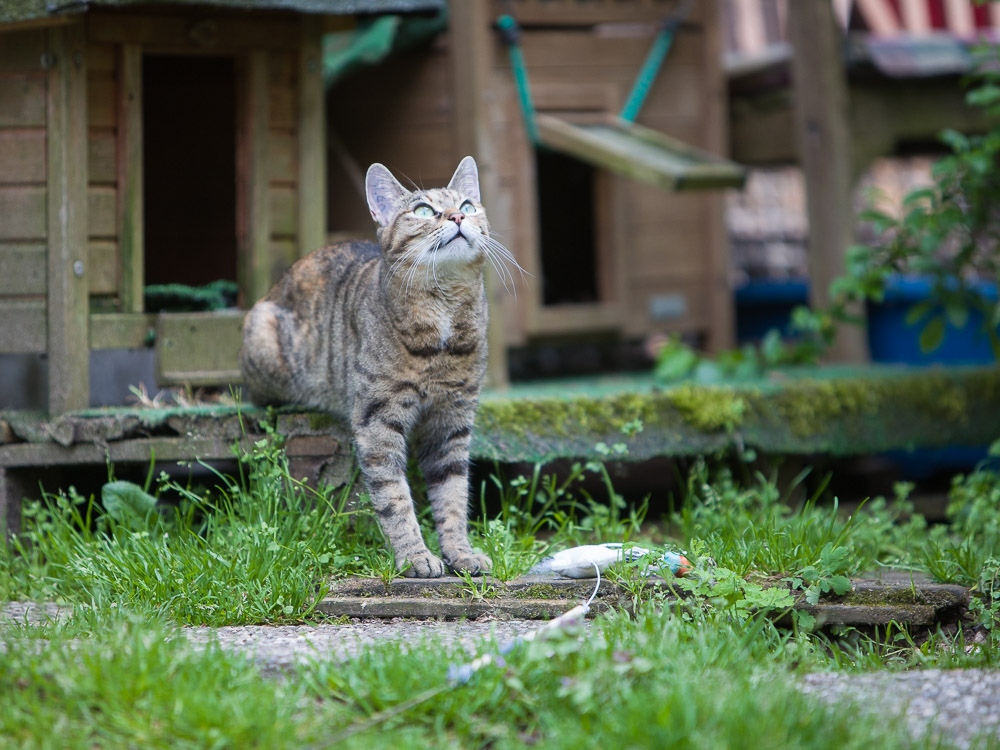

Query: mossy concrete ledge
left=1, top=365, right=998, bottom=473
left=473, top=365, right=1000, bottom=463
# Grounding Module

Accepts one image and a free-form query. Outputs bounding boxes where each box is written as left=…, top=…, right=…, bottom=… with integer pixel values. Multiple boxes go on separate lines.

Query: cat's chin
left=428, top=237, right=482, bottom=266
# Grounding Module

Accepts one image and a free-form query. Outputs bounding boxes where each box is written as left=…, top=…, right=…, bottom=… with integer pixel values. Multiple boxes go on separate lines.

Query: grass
left=0, top=430, right=376, bottom=625
left=0, top=602, right=984, bottom=749
left=1, top=421, right=999, bottom=747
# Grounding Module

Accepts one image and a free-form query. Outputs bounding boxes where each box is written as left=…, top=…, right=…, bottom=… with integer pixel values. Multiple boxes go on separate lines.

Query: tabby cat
left=240, top=156, right=516, bottom=578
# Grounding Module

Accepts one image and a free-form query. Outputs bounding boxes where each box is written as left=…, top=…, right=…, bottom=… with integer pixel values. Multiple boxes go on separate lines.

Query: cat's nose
left=447, top=211, right=464, bottom=225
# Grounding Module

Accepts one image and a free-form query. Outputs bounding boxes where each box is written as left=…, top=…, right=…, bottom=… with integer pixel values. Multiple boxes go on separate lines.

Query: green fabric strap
left=499, top=5, right=689, bottom=139
left=620, top=22, right=676, bottom=123
left=497, top=14, right=540, bottom=145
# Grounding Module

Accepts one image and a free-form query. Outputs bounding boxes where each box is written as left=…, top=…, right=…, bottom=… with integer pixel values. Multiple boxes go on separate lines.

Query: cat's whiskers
left=385, top=219, right=524, bottom=300
left=385, top=246, right=420, bottom=294
left=466, top=225, right=527, bottom=297
left=385, top=231, right=440, bottom=296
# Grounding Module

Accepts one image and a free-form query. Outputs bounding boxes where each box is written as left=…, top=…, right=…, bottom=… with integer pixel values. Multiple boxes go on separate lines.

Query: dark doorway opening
left=142, top=55, right=237, bottom=290
left=535, top=148, right=599, bottom=306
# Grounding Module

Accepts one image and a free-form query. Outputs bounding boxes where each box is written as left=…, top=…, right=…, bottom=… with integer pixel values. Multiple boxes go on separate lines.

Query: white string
left=585, top=562, right=601, bottom=609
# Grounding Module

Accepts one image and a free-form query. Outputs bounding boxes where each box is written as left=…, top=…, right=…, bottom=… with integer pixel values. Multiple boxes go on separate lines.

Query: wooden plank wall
left=0, top=29, right=49, bottom=354
left=484, top=0, right=732, bottom=347
left=326, top=35, right=457, bottom=238
left=268, top=48, right=301, bottom=281
left=87, top=40, right=120, bottom=304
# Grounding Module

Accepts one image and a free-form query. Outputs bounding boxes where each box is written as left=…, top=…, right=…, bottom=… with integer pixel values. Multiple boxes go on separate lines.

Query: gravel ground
left=2, top=601, right=74, bottom=624
left=800, top=669, right=1000, bottom=749
left=4, top=602, right=999, bottom=748
left=181, top=617, right=571, bottom=676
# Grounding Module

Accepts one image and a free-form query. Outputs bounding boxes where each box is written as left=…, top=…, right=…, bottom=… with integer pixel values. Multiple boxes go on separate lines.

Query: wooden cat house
left=0, top=0, right=446, bottom=415
left=327, top=0, right=744, bottom=382
left=0, top=0, right=740, bottom=415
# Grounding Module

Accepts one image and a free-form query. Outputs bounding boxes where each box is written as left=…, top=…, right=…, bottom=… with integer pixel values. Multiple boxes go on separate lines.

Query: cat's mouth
left=439, top=224, right=476, bottom=252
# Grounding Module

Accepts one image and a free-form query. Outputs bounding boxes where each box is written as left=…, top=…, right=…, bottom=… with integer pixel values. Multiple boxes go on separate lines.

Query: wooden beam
left=90, top=312, right=155, bottom=349
left=700, top=0, right=734, bottom=352
left=0, top=299, right=47, bottom=353
left=0, top=244, right=46, bottom=296
left=297, top=19, right=326, bottom=257
left=46, top=22, right=90, bottom=412
left=0, top=15, right=76, bottom=35
left=236, top=50, right=271, bottom=306
left=86, top=12, right=300, bottom=50
left=788, top=0, right=868, bottom=363
left=117, top=43, right=144, bottom=313
left=155, top=311, right=244, bottom=386
left=450, top=0, right=509, bottom=388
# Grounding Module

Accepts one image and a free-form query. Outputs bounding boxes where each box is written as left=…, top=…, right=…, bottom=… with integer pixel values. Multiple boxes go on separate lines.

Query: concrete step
left=318, top=574, right=970, bottom=629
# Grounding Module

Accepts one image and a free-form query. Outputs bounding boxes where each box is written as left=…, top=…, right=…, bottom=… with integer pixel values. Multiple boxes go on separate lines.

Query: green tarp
left=323, top=8, right=446, bottom=86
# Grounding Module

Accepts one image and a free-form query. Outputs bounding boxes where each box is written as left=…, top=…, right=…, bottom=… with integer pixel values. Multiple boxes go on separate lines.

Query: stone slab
left=317, top=575, right=971, bottom=629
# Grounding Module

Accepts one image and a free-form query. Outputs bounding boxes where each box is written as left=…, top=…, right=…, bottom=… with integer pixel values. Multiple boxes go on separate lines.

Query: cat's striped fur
left=240, top=157, right=510, bottom=578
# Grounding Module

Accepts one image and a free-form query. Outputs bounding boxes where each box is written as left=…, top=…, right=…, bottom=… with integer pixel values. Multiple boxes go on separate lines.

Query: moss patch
left=307, top=412, right=340, bottom=431
left=666, top=384, right=747, bottom=432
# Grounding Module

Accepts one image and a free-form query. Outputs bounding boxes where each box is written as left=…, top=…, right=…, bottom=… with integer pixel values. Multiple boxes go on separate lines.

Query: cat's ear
left=366, top=163, right=410, bottom=226
left=447, top=156, right=481, bottom=203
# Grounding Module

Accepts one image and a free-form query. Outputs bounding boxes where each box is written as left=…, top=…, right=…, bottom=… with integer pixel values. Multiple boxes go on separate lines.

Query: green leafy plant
left=785, top=543, right=854, bottom=605
left=358, top=547, right=407, bottom=593
left=923, top=440, right=1000, bottom=584
left=793, top=49, right=1000, bottom=360
left=455, top=569, right=500, bottom=601
left=968, top=557, right=1000, bottom=633
left=670, top=550, right=795, bottom=624
left=654, top=330, right=822, bottom=386
left=472, top=517, right=544, bottom=582
left=100, top=480, right=160, bottom=530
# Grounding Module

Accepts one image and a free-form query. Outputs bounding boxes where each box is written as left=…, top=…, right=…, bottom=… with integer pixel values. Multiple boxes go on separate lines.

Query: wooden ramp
left=536, top=114, right=747, bottom=192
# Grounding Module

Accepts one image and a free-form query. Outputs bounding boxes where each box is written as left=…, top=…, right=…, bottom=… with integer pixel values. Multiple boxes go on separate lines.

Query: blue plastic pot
left=867, top=276, right=998, bottom=365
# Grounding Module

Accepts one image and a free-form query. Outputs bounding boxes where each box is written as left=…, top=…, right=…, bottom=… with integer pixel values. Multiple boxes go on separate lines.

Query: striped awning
left=853, top=0, right=1000, bottom=37
left=724, top=0, right=1000, bottom=62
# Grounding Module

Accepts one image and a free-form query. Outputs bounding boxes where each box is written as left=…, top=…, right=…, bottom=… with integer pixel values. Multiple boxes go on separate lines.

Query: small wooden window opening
left=535, top=148, right=601, bottom=307
left=142, top=55, right=238, bottom=290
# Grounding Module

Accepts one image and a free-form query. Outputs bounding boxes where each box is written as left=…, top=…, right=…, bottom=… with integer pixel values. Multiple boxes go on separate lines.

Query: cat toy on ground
left=528, top=542, right=692, bottom=579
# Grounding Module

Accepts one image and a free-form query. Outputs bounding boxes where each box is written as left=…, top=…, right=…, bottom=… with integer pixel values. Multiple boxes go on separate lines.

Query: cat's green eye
left=460, top=201, right=476, bottom=215
left=413, top=204, right=435, bottom=219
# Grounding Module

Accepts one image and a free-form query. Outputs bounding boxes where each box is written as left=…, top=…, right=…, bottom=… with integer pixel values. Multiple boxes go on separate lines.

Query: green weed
left=0, top=425, right=372, bottom=624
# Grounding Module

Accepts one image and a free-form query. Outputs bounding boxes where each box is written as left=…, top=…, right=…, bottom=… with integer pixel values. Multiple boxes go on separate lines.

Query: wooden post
left=46, top=23, right=90, bottom=413
left=117, top=43, right=144, bottom=313
left=787, top=0, right=868, bottom=363
left=450, top=0, right=509, bottom=388
left=236, top=50, right=271, bottom=307
left=701, top=0, right=735, bottom=353
left=298, top=18, right=326, bottom=256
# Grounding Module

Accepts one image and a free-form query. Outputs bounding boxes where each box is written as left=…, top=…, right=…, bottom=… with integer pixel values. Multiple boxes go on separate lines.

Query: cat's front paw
left=400, top=550, right=446, bottom=578
left=446, top=551, right=492, bottom=577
